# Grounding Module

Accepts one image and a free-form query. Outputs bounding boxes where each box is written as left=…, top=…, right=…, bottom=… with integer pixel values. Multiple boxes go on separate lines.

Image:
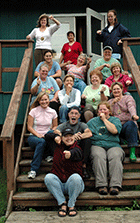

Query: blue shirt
left=35, top=61, right=61, bottom=77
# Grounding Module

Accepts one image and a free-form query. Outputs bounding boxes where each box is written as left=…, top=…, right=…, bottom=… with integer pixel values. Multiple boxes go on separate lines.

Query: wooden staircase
left=12, top=131, right=140, bottom=209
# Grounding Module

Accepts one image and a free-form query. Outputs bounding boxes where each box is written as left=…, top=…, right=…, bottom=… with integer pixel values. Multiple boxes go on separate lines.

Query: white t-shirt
left=29, top=106, right=57, bottom=135
left=28, top=24, right=61, bottom=49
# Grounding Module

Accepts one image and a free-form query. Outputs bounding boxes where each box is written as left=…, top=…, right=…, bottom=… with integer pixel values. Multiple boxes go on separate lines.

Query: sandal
left=68, top=207, right=77, bottom=217
left=58, top=203, right=67, bottom=217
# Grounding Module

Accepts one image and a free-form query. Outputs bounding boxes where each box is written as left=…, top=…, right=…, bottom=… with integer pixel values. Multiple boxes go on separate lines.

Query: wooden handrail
left=0, top=48, right=32, bottom=140
left=122, top=37, right=140, bottom=96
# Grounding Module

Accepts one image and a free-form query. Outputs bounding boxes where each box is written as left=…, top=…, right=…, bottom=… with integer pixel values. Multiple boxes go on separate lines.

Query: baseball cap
left=103, top=46, right=113, bottom=52
left=62, top=127, right=74, bottom=136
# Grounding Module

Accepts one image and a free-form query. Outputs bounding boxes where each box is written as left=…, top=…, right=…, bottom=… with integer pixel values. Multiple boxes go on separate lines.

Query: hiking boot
left=109, top=187, right=119, bottom=195
left=98, top=187, right=108, bottom=195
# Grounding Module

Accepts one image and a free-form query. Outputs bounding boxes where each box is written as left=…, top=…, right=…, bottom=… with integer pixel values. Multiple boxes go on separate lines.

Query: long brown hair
left=36, top=13, right=50, bottom=27
left=107, top=9, right=118, bottom=26
left=30, top=92, right=49, bottom=110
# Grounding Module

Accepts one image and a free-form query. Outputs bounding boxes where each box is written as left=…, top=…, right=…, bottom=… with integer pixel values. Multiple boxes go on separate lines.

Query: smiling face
left=112, top=84, right=123, bottom=98
left=98, top=104, right=110, bottom=119
left=68, top=109, right=80, bottom=125
left=90, top=74, right=101, bottom=86
left=107, top=11, right=116, bottom=25
left=64, top=76, right=74, bottom=88
left=44, top=52, right=53, bottom=63
left=77, top=55, right=85, bottom=66
left=39, top=66, right=48, bottom=80
left=112, top=66, right=121, bottom=77
left=40, top=17, right=47, bottom=27
left=103, top=49, right=112, bottom=61
left=62, top=134, right=75, bottom=146
left=67, top=33, right=75, bottom=43
left=39, top=94, right=49, bottom=109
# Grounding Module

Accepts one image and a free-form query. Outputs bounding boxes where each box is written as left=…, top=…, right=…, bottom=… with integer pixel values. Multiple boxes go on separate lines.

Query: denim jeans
left=44, top=173, right=85, bottom=207
left=73, top=79, right=86, bottom=94
left=59, top=105, right=69, bottom=123
left=120, top=121, right=138, bottom=147
left=28, top=135, right=47, bottom=172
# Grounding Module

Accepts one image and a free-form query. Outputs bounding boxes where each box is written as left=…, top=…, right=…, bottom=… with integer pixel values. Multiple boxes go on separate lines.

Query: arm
left=49, top=15, right=61, bottom=26
left=59, top=53, right=64, bottom=64
left=64, top=146, right=83, bottom=161
left=100, top=113, right=118, bottom=134
left=52, top=117, right=58, bottom=130
left=30, top=77, right=41, bottom=95
left=94, top=63, right=110, bottom=72
left=74, top=128, right=92, bottom=141
left=50, top=90, right=59, bottom=102
left=51, top=69, right=61, bottom=78
left=27, top=115, right=44, bottom=138
left=100, top=86, right=108, bottom=101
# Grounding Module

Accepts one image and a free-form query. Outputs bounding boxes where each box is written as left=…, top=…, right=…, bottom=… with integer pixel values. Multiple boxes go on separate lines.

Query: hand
left=26, top=35, right=31, bottom=40
left=132, top=115, right=139, bottom=121
left=74, top=132, right=83, bottom=141
left=104, top=63, right=110, bottom=68
left=112, top=97, right=121, bottom=104
left=117, top=39, right=122, bottom=45
left=66, top=84, right=72, bottom=94
left=37, top=77, right=41, bottom=86
left=99, top=112, right=106, bottom=121
left=66, top=60, right=72, bottom=65
left=81, top=94, right=86, bottom=99
left=126, top=80, right=132, bottom=86
left=97, top=30, right=102, bottom=35
left=55, top=136, right=61, bottom=144
left=37, top=133, right=44, bottom=138
left=63, top=150, right=71, bottom=159
left=50, top=98, right=58, bottom=102
left=49, top=15, right=54, bottom=20
left=87, top=57, right=92, bottom=64
left=100, top=86, right=106, bottom=92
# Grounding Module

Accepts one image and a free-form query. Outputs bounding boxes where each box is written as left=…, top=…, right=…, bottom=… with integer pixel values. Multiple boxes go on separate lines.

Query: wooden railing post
left=27, top=41, right=33, bottom=91
left=0, top=42, right=2, bottom=91
left=6, top=133, right=14, bottom=200
left=122, top=40, right=129, bottom=71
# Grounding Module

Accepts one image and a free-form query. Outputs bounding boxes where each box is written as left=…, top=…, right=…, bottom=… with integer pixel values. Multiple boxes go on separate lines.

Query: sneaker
left=45, top=156, right=53, bottom=163
left=28, top=170, right=36, bottom=179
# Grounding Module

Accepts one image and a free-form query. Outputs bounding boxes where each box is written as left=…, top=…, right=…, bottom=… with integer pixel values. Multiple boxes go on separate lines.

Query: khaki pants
left=90, top=145, right=125, bottom=188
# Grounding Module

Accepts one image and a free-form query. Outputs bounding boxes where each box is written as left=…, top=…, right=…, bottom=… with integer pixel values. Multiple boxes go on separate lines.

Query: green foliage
left=0, top=216, right=6, bottom=223
left=29, top=208, right=36, bottom=212
left=0, top=169, right=7, bottom=217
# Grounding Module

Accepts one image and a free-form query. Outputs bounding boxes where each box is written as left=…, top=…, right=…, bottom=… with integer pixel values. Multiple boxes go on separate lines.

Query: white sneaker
left=28, top=170, right=36, bottom=179
left=45, top=156, right=53, bottom=163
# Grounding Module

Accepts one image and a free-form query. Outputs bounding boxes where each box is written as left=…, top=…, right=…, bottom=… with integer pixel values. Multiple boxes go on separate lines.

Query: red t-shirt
left=61, top=41, right=83, bottom=65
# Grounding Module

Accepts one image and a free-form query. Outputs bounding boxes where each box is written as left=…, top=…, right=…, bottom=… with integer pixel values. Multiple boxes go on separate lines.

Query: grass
left=0, top=167, right=7, bottom=222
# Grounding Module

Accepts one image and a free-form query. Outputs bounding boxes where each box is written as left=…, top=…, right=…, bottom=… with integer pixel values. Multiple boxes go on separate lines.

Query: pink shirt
left=108, top=95, right=137, bottom=125
left=29, top=106, right=57, bottom=135
left=61, top=42, right=83, bottom=65
left=105, top=73, right=133, bottom=93
left=66, top=64, right=86, bottom=80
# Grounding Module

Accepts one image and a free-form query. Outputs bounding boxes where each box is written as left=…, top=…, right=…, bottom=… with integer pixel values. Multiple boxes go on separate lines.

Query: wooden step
left=12, top=191, right=140, bottom=207
left=16, top=172, right=140, bottom=189
left=19, top=158, right=140, bottom=173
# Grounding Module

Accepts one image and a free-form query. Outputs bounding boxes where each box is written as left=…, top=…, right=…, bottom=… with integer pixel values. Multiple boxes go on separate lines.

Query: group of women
left=26, top=9, right=139, bottom=217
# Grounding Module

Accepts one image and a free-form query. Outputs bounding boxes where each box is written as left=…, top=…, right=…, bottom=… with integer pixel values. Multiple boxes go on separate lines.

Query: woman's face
left=112, top=66, right=121, bottom=76
left=112, top=84, right=123, bottom=98
left=39, top=94, right=49, bottom=108
left=40, top=66, right=48, bottom=80
left=64, top=77, right=74, bottom=88
left=40, top=17, right=47, bottom=26
left=107, top=11, right=116, bottom=25
left=44, top=52, right=53, bottom=63
left=67, top=33, right=75, bottom=42
left=90, top=74, right=101, bottom=85
left=98, top=104, right=110, bottom=119
left=77, top=56, right=85, bottom=66
left=62, top=134, right=75, bottom=146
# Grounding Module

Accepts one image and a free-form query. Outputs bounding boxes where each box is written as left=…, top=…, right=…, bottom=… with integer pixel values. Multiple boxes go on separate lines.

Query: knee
left=69, top=174, right=83, bottom=185
left=59, top=105, right=68, bottom=112
left=44, top=173, right=55, bottom=186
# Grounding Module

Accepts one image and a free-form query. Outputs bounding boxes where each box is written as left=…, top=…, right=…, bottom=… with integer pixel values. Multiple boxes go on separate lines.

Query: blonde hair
left=36, top=13, right=50, bottom=27
left=110, top=62, right=122, bottom=73
left=97, top=101, right=112, bottom=116
left=30, top=92, right=49, bottom=110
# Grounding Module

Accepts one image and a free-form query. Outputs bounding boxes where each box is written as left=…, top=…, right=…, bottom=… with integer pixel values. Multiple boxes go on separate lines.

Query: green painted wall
left=0, top=1, right=140, bottom=124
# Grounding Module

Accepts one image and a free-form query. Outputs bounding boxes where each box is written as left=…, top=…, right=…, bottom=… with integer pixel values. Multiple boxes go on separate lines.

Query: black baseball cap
left=62, top=127, right=74, bottom=136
